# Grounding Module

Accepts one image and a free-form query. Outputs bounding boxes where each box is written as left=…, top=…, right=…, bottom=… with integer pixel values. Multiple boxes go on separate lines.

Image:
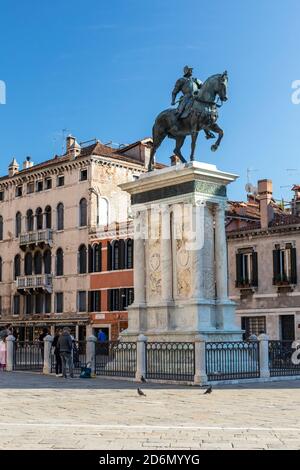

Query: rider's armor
left=172, top=76, right=202, bottom=119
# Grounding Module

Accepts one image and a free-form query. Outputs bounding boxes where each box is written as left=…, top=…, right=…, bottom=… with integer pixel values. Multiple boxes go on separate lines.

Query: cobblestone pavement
left=0, top=372, right=300, bottom=450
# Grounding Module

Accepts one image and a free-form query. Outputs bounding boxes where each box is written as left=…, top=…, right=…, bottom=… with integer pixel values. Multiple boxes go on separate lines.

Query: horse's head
left=217, top=71, right=228, bottom=102
left=198, top=71, right=228, bottom=103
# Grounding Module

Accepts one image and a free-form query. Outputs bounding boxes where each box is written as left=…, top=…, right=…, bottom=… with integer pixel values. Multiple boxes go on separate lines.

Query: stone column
left=215, top=203, right=228, bottom=301
left=86, top=335, right=97, bottom=375
left=133, top=211, right=146, bottom=305
left=6, top=335, right=15, bottom=372
left=194, top=335, right=208, bottom=385
left=135, top=334, right=147, bottom=381
left=258, top=334, right=270, bottom=378
left=161, top=206, right=173, bottom=302
left=43, top=335, right=53, bottom=375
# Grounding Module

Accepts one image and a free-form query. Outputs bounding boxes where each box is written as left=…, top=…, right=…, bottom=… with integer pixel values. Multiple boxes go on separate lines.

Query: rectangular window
left=236, top=249, right=258, bottom=288
left=0, top=191, right=4, bottom=201
left=57, top=175, right=65, bottom=187
left=26, top=295, right=33, bottom=315
left=89, top=290, right=101, bottom=312
left=241, top=316, right=266, bottom=340
left=15, top=186, right=22, bottom=197
left=27, top=182, right=34, bottom=194
left=80, top=169, right=88, bottom=181
left=108, top=288, right=134, bottom=311
left=36, top=180, right=43, bottom=192
left=35, top=293, right=43, bottom=314
left=55, top=292, right=63, bottom=314
left=13, top=295, right=20, bottom=315
left=273, top=244, right=297, bottom=285
left=45, top=178, right=52, bottom=190
left=78, top=291, right=87, bottom=312
left=45, top=294, right=51, bottom=314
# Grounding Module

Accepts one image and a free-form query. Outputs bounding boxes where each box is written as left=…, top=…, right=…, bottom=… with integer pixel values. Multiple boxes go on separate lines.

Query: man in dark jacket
left=57, top=327, right=74, bottom=378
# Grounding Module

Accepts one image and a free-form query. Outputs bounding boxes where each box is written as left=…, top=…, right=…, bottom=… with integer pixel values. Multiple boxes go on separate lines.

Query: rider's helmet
left=183, top=65, right=193, bottom=76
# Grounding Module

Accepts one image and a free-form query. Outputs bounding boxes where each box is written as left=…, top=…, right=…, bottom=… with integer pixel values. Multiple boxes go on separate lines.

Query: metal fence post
left=194, top=335, right=208, bottom=385
left=86, top=336, right=97, bottom=374
left=258, top=333, right=270, bottom=378
left=43, top=335, right=53, bottom=375
left=6, top=335, right=16, bottom=372
left=136, top=334, right=147, bottom=381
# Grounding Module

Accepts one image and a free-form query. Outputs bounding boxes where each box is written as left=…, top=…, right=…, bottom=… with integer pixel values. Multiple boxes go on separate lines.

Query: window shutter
left=235, top=253, right=243, bottom=287
left=273, top=249, right=281, bottom=284
left=291, top=247, right=297, bottom=284
left=252, top=252, right=258, bottom=287
left=119, top=240, right=125, bottom=269
left=88, top=245, right=93, bottom=273
left=107, top=242, right=112, bottom=271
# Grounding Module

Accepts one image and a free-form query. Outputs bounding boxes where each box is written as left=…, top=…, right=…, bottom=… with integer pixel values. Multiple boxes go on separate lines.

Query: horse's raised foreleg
left=190, top=132, right=198, bottom=161
left=208, top=123, right=224, bottom=152
left=148, top=126, right=167, bottom=171
left=174, top=136, right=187, bottom=163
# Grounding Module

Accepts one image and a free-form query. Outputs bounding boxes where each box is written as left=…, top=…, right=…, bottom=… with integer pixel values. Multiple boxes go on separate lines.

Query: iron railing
left=206, top=341, right=260, bottom=381
left=269, top=341, right=300, bottom=376
left=95, top=341, right=136, bottom=377
left=14, top=341, right=44, bottom=371
left=146, top=342, right=195, bottom=381
left=19, top=229, right=53, bottom=247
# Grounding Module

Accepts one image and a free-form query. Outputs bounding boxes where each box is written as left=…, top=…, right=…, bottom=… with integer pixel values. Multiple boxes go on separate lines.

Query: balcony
left=19, top=229, right=53, bottom=250
left=16, top=274, right=53, bottom=293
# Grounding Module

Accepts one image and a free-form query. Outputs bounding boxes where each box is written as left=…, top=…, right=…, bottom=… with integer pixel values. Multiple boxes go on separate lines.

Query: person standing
left=57, top=327, right=74, bottom=378
left=52, top=329, right=62, bottom=377
left=39, top=328, right=49, bottom=361
left=0, top=334, right=6, bottom=371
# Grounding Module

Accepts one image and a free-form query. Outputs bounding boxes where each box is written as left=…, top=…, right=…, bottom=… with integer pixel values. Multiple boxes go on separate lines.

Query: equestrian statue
left=148, top=65, right=228, bottom=171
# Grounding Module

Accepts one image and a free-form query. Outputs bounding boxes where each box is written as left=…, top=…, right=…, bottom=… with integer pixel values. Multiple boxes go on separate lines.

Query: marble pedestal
left=119, top=161, right=243, bottom=342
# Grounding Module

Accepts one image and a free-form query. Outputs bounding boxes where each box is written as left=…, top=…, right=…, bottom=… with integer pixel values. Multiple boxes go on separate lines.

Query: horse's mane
left=202, top=74, right=221, bottom=86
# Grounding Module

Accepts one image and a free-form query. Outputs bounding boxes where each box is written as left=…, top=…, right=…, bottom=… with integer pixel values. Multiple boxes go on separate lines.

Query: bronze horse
left=148, top=71, right=228, bottom=171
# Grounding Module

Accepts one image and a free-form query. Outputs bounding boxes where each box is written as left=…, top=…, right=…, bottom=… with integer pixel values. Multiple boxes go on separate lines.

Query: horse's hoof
left=211, top=144, right=218, bottom=152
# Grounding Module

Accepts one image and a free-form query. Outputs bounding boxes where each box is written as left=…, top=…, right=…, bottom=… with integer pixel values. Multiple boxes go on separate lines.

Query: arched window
left=0, top=257, right=2, bottom=281
left=56, top=248, right=64, bottom=276
left=126, top=239, right=134, bottom=269
left=26, top=209, right=34, bottom=232
left=14, top=254, right=21, bottom=280
left=99, top=198, right=109, bottom=226
left=34, top=251, right=42, bottom=275
left=36, top=208, right=43, bottom=230
left=15, top=212, right=22, bottom=237
left=94, top=243, right=102, bottom=272
left=45, top=206, right=52, bottom=229
left=57, top=203, right=64, bottom=230
left=89, top=243, right=102, bottom=273
left=79, top=198, right=87, bottom=227
left=0, top=216, right=3, bottom=240
left=24, top=252, right=33, bottom=275
left=78, top=244, right=87, bottom=274
left=44, top=250, right=51, bottom=275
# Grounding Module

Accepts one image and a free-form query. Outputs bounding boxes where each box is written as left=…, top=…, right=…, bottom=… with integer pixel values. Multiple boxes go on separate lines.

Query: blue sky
left=0, top=0, right=300, bottom=201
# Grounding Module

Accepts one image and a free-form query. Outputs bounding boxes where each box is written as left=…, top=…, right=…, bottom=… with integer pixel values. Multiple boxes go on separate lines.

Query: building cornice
left=227, top=223, right=300, bottom=240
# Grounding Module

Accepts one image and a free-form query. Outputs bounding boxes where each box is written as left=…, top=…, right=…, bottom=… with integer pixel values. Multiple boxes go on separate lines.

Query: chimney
left=292, top=185, right=300, bottom=216
left=170, top=154, right=181, bottom=166
left=258, top=179, right=273, bottom=229
left=23, top=156, right=33, bottom=170
left=66, top=135, right=81, bottom=158
left=8, top=158, right=19, bottom=177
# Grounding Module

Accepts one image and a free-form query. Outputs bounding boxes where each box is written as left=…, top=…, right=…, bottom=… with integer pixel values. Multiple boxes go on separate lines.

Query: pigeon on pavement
left=137, top=388, right=146, bottom=397
left=203, top=386, right=212, bottom=395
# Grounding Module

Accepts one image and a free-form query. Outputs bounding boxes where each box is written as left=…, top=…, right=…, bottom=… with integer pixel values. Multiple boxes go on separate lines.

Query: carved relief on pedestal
left=203, top=205, right=215, bottom=299
left=147, top=210, right=162, bottom=300
left=176, top=238, right=192, bottom=298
